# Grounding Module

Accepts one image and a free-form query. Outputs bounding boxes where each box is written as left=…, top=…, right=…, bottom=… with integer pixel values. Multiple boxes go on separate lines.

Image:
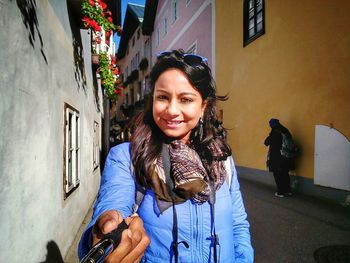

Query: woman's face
left=153, top=68, right=207, bottom=143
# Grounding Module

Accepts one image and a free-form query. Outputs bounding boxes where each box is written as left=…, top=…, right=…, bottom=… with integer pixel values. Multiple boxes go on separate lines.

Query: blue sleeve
left=78, top=143, right=136, bottom=260
left=229, top=157, right=254, bottom=263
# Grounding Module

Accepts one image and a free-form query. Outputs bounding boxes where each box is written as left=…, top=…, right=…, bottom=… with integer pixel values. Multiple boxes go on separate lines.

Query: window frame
left=93, top=121, right=100, bottom=170
left=164, top=17, right=168, bottom=36
left=172, top=0, right=178, bottom=24
left=243, top=0, right=265, bottom=47
left=63, top=103, right=80, bottom=198
left=156, top=28, right=160, bottom=46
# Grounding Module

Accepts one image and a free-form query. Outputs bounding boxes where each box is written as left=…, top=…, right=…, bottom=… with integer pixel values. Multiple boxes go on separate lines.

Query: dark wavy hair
left=130, top=49, right=231, bottom=187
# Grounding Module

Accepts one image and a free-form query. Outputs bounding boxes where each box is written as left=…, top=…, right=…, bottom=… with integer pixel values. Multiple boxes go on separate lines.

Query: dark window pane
left=249, top=19, right=255, bottom=30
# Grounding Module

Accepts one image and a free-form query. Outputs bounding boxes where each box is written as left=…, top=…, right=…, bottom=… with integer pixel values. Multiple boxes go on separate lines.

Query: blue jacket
left=78, top=143, right=254, bottom=262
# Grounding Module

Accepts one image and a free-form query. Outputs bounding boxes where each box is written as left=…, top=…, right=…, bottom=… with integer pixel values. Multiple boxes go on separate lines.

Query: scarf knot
left=149, top=140, right=227, bottom=212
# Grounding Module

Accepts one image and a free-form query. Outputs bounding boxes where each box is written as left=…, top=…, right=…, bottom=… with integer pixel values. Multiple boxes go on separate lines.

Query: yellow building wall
left=216, top=1, right=350, bottom=179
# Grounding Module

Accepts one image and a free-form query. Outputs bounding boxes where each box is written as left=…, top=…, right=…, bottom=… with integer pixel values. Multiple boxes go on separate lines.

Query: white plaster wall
left=314, top=125, right=350, bottom=191
left=0, top=1, right=102, bottom=262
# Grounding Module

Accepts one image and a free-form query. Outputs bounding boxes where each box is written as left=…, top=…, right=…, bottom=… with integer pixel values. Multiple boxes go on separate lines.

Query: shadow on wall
left=16, top=0, right=48, bottom=64
left=40, top=240, right=64, bottom=263
left=66, top=0, right=88, bottom=95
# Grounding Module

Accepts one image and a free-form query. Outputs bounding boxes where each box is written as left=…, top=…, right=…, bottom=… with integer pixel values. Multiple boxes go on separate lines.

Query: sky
left=114, top=0, right=146, bottom=48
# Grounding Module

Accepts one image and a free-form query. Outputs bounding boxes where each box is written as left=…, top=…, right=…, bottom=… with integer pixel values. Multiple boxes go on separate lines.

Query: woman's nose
left=166, top=100, right=179, bottom=115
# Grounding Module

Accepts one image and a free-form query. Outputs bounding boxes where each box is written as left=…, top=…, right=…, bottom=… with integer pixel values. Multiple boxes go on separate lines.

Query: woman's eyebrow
left=179, top=91, right=198, bottom=96
left=155, top=89, right=198, bottom=97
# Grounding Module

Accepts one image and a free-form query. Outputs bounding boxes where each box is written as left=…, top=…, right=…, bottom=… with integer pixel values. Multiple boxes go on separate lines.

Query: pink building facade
left=151, top=0, right=215, bottom=73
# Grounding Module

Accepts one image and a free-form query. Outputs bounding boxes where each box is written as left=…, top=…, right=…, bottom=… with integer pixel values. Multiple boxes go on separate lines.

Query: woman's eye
left=156, top=95, right=167, bottom=100
left=180, top=97, right=193, bottom=103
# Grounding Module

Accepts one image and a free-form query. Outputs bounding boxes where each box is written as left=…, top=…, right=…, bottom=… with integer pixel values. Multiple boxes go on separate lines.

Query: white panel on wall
left=314, top=125, right=350, bottom=191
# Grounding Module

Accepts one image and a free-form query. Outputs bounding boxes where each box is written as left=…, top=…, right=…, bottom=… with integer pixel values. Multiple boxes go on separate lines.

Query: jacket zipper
left=195, top=204, right=203, bottom=262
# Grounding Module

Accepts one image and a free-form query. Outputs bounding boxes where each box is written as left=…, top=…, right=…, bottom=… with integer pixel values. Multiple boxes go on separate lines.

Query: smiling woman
left=152, top=68, right=207, bottom=142
left=78, top=49, right=254, bottom=263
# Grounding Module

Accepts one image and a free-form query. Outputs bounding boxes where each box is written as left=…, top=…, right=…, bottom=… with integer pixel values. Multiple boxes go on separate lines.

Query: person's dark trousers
left=272, top=168, right=291, bottom=194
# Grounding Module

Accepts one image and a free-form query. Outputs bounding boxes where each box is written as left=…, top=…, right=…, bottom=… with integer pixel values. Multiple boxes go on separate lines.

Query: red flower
left=114, top=68, right=119, bottom=75
left=89, top=0, right=94, bottom=6
left=106, top=10, right=112, bottom=16
left=107, top=17, right=113, bottom=22
left=82, top=16, right=90, bottom=24
left=100, top=1, right=107, bottom=10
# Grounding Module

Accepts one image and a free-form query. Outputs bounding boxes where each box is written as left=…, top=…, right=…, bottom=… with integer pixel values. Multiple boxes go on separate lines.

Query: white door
left=314, top=125, right=350, bottom=191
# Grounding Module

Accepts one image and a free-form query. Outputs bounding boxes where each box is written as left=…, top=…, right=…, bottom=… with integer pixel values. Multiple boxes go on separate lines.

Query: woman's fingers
left=92, top=210, right=123, bottom=243
left=121, top=231, right=150, bottom=263
left=105, top=229, right=133, bottom=263
left=121, top=216, right=151, bottom=262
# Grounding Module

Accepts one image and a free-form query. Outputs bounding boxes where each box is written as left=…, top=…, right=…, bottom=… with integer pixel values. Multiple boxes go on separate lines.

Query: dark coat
left=264, top=124, right=294, bottom=171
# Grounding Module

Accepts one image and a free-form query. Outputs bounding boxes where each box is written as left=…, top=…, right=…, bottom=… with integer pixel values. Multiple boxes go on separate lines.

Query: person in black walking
left=264, top=118, right=294, bottom=197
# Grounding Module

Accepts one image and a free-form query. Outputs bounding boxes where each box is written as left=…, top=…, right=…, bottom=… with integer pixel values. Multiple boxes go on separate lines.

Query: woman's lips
left=163, top=119, right=183, bottom=128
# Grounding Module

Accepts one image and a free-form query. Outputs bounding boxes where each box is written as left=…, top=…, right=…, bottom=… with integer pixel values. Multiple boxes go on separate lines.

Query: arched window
left=243, top=0, right=265, bottom=46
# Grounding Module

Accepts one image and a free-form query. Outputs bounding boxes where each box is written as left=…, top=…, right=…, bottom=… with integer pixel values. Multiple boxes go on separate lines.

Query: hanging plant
left=97, top=51, right=122, bottom=100
left=81, top=0, right=116, bottom=32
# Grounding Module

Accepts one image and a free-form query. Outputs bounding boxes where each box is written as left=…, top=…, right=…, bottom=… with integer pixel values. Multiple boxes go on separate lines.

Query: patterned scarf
left=148, top=140, right=227, bottom=211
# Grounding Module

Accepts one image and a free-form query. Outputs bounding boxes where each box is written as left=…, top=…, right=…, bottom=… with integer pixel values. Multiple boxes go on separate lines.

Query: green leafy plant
left=98, top=52, right=122, bottom=100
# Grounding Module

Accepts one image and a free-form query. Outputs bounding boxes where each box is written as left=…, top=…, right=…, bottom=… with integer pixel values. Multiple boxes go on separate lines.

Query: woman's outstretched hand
left=92, top=210, right=150, bottom=263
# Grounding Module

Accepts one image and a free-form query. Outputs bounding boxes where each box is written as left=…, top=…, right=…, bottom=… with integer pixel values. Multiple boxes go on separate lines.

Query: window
left=243, top=0, right=265, bottom=46
left=137, top=29, right=140, bottom=40
left=125, top=93, right=129, bottom=105
left=186, top=0, right=191, bottom=6
left=156, top=29, right=160, bottom=46
left=138, top=81, right=142, bottom=100
left=63, top=103, right=80, bottom=197
left=136, top=51, right=140, bottom=66
left=131, top=57, right=136, bottom=71
left=93, top=121, right=100, bottom=170
left=172, top=0, right=178, bottom=23
left=132, top=37, right=135, bottom=47
left=164, top=17, right=168, bottom=36
left=144, top=38, right=150, bottom=58
left=144, top=76, right=151, bottom=95
left=130, top=83, right=135, bottom=104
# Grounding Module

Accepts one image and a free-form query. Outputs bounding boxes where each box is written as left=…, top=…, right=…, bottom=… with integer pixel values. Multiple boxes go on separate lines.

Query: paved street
left=66, top=176, right=350, bottom=263
left=239, top=177, right=350, bottom=263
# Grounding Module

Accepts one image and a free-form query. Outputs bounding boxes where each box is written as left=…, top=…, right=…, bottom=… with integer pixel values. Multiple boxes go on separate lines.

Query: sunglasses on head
left=157, top=51, right=208, bottom=66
